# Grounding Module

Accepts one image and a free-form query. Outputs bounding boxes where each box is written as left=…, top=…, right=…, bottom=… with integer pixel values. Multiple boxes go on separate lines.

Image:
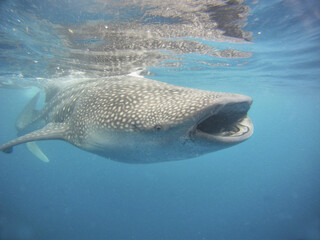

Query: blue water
left=0, top=1, right=320, bottom=239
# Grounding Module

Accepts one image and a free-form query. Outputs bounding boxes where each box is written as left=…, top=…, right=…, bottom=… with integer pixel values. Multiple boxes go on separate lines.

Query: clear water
left=0, top=0, right=320, bottom=239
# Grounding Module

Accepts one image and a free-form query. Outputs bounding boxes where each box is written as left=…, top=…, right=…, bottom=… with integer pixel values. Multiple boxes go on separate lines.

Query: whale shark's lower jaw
left=192, top=100, right=253, bottom=144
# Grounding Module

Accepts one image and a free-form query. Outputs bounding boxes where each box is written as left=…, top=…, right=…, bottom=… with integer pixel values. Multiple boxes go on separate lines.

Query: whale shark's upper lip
left=191, top=95, right=253, bottom=143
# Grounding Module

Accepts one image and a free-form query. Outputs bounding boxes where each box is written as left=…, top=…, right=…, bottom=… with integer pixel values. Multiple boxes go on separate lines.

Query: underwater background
left=0, top=0, right=320, bottom=239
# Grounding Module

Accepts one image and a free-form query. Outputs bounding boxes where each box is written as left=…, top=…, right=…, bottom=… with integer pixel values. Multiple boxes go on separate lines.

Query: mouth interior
left=196, top=102, right=251, bottom=138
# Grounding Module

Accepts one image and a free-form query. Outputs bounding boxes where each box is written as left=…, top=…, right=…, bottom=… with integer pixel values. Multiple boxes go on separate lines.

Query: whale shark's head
left=79, top=77, right=253, bottom=163
left=131, top=92, right=253, bottom=162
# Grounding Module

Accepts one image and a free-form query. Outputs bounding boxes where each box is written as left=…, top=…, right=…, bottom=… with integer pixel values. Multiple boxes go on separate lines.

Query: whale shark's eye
left=154, top=125, right=162, bottom=131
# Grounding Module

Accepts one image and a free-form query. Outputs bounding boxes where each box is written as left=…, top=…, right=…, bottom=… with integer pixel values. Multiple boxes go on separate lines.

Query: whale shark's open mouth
left=194, top=100, right=253, bottom=143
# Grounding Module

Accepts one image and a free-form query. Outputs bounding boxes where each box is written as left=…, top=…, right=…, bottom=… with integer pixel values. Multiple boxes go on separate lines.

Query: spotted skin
left=0, top=76, right=253, bottom=163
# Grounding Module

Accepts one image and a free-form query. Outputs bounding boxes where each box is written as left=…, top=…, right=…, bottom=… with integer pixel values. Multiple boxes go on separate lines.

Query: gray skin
left=0, top=75, right=253, bottom=163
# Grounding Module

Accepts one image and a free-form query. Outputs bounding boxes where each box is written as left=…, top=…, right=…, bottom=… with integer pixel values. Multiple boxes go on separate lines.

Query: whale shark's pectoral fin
left=0, top=122, right=69, bottom=155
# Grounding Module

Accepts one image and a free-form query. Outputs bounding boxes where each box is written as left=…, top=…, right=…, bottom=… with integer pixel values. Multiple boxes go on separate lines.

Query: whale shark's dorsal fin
left=0, top=123, right=69, bottom=155
left=44, top=85, right=60, bottom=103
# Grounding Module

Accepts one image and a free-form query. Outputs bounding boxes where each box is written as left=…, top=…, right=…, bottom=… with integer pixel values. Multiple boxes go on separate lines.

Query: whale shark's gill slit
left=196, top=102, right=250, bottom=137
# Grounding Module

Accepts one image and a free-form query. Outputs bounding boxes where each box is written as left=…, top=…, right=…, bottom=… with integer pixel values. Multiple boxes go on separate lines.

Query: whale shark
left=0, top=75, right=253, bottom=163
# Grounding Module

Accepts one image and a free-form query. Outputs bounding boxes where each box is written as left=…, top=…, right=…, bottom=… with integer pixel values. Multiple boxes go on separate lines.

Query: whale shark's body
left=0, top=75, right=253, bottom=163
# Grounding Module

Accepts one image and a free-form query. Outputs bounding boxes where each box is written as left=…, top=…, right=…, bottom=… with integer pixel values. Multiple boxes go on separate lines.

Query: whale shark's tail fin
left=26, top=142, right=50, bottom=162
left=15, top=91, right=42, bottom=132
left=12, top=91, right=51, bottom=162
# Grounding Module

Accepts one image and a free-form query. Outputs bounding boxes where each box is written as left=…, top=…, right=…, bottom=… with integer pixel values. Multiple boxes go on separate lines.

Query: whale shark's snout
left=190, top=94, right=253, bottom=144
